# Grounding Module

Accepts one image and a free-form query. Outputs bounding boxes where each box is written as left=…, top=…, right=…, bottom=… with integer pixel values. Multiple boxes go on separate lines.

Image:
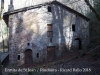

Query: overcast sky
left=2, top=0, right=54, bottom=12
left=2, top=0, right=84, bottom=11
left=0, top=0, right=90, bottom=15
left=4, top=0, right=34, bottom=11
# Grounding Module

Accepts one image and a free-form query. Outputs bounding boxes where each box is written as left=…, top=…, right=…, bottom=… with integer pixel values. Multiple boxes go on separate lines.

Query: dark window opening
left=37, top=53, right=39, bottom=58
left=50, top=38, right=52, bottom=43
left=18, top=55, right=20, bottom=60
left=47, top=24, right=52, bottom=31
left=27, top=43, right=30, bottom=46
left=47, top=31, right=53, bottom=37
left=48, top=6, right=51, bottom=12
left=72, top=24, right=75, bottom=31
left=47, top=24, right=53, bottom=37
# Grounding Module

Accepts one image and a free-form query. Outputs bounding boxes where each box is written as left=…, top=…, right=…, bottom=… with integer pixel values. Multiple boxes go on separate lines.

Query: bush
left=79, top=50, right=86, bottom=58
left=91, top=53, right=100, bottom=60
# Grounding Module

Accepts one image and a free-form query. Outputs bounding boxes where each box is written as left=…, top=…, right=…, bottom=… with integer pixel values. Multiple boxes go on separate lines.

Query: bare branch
left=84, top=0, right=100, bottom=23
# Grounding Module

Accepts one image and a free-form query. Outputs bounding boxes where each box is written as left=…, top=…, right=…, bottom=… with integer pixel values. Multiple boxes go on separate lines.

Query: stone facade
left=3, top=1, right=89, bottom=66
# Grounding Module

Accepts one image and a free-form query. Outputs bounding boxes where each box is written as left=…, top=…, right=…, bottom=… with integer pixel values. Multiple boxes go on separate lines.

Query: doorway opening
left=75, top=38, right=82, bottom=50
left=24, top=49, right=33, bottom=64
left=47, top=46, right=55, bottom=61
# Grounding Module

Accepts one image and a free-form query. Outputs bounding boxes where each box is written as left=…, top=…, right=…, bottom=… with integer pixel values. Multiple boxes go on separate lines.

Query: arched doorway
left=75, top=38, right=82, bottom=50
left=47, top=46, right=55, bottom=61
left=25, top=49, right=33, bottom=64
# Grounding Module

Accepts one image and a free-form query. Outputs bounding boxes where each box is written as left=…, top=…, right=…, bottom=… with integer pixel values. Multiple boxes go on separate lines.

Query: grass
left=8, top=72, right=19, bottom=75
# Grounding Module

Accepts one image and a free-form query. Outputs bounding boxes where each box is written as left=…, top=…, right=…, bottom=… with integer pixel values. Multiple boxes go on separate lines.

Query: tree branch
left=84, top=0, right=100, bottom=22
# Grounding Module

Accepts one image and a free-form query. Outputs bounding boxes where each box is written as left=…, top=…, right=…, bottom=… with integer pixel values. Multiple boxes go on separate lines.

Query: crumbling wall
left=8, top=4, right=89, bottom=66
left=52, top=4, right=89, bottom=56
left=8, top=5, right=52, bottom=65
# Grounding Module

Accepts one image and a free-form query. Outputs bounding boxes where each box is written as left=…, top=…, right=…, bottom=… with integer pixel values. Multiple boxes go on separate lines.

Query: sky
left=2, top=0, right=54, bottom=12
left=3, top=0, right=34, bottom=12
left=0, top=0, right=90, bottom=15
left=2, top=0, right=84, bottom=12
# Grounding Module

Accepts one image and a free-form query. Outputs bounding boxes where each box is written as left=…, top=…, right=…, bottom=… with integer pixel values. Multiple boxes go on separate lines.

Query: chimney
left=8, top=0, right=14, bottom=11
left=10, top=0, right=13, bottom=5
left=0, top=0, right=4, bottom=18
left=1, top=0, right=4, bottom=9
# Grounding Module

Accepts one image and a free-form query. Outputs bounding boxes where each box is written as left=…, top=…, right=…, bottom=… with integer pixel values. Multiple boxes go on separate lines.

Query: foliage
left=85, top=0, right=100, bottom=23
left=86, top=0, right=100, bottom=47
left=91, top=53, right=100, bottom=60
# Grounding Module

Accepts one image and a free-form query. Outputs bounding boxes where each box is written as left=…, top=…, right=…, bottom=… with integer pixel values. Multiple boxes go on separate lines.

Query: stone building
left=3, top=1, right=89, bottom=66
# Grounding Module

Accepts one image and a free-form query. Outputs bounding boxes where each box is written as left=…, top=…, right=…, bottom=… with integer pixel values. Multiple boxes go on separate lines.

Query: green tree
left=84, top=0, right=100, bottom=23
left=86, top=0, right=100, bottom=47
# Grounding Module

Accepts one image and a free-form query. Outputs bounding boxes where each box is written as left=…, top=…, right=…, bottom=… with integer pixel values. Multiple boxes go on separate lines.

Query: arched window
left=37, top=53, right=39, bottom=58
left=18, top=55, right=20, bottom=60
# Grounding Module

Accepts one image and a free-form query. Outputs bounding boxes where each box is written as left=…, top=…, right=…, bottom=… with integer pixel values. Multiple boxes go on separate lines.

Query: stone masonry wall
left=52, top=4, right=89, bottom=56
left=9, top=5, right=51, bottom=65
left=8, top=4, right=89, bottom=65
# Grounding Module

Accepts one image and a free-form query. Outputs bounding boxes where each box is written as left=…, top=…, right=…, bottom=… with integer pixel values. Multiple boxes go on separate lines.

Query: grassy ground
left=2, top=49, right=100, bottom=75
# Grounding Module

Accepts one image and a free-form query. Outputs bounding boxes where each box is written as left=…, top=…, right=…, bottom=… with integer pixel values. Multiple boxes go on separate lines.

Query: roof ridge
left=3, top=0, right=89, bottom=26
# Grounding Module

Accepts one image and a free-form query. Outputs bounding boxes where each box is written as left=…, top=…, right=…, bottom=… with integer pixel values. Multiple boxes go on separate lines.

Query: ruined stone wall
left=8, top=5, right=52, bottom=65
left=4, top=0, right=90, bottom=15
left=51, top=4, right=89, bottom=56
left=8, top=4, right=89, bottom=65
